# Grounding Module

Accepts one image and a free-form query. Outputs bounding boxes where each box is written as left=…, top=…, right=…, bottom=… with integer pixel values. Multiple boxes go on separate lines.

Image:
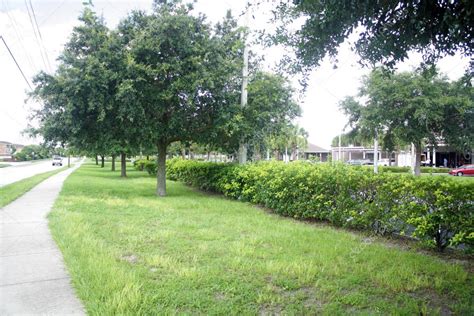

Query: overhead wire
left=39, top=0, right=66, bottom=26
left=28, top=0, right=51, bottom=71
left=2, top=0, right=38, bottom=75
left=23, top=0, right=49, bottom=73
left=0, top=35, right=33, bottom=91
left=27, top=0, right=52, bottom=72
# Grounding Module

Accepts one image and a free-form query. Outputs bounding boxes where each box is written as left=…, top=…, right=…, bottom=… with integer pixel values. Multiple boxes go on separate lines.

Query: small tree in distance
left=340, top=68, right=473, bottom=175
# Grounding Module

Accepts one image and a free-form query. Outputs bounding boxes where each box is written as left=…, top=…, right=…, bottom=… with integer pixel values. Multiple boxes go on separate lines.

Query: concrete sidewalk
left=0, top=162, right=85, bottom=315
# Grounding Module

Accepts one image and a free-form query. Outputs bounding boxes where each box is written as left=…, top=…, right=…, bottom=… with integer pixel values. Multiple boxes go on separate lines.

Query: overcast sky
left=0, top=0, right=470, bottom=149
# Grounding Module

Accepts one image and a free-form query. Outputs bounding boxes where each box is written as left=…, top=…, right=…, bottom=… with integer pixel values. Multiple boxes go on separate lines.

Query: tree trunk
left=156, top=141, right=167, bottom=197
left=373, top=137, right=379, bottom=174
left=413, top=143, right=422, bottom=176
left=111, top=155, right=116, bottom=171
left=120, top=152, right=126, bottom=177
left=95, top=155, right=98, bottom=165
left=238, top=142, right=247, bottom=164
left=100, top=155, right=104, bottom=168
left=275, top=150, right=280, bottom=161
left=388, top=151, right=392, bottom=166
left=68, top=155, right=71, bottom=168
left=146, top=155, right=149, bottom=161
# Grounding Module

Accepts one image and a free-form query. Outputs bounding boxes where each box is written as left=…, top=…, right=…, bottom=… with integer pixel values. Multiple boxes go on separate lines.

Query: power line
left=24, top=0, right=50, bottom=73
left=2, top=1, right=38, bottom=75
left=28, top=0, right=52, bottom=72
left=0, top=35, right=33, bottom=91
left=39, top=0, right=67, bottom=26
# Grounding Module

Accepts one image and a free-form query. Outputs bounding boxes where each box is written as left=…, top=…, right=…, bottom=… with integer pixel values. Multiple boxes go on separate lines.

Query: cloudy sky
left=0, top=0, right=470, bottom=149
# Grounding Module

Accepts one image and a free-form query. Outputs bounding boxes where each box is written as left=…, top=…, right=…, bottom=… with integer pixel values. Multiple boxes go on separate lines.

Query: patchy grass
left=0, top=163, right=10, bottom=168
left=0, top=167, right=66, bottom=207
left=50, top=163, right=473, bottom=315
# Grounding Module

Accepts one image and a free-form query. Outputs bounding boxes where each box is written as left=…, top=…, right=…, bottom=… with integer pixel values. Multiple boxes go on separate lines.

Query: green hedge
left=420, top=166, right=450, bottom=174
left=360, top=166, right=450, bottom=173
left=133, top=159, right=157, bottom=175
left=379, top=166, right=411, bottom=173
left=139, top=159, right=473, bottom=251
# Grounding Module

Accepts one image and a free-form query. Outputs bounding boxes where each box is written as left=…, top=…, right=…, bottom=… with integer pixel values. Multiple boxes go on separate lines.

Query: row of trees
left=30, top=1, right=302, bottom=196
left=30, top=0, right=473, bottom=191
left=338, top=68, right=473, bottom=175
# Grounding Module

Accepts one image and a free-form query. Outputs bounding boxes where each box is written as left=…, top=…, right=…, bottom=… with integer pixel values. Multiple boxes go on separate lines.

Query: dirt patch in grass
left=259, top=304, right=283, bottom=316
left=214, top=292, right=226, bottom=301
left=407, top=289, right=453, bottom=316
left=121, top=254, right=139, bottom=264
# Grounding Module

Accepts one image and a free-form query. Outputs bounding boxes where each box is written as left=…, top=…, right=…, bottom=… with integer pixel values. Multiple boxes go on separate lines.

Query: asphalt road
left=0, top=159, right=74, bottom=187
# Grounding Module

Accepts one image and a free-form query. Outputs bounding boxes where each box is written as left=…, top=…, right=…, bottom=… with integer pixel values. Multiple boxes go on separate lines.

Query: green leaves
left=164, top=159, right=474, bottom=252
left=271, top=1, right=473, bottom=72
left=340, top=68, right=473, bottom=174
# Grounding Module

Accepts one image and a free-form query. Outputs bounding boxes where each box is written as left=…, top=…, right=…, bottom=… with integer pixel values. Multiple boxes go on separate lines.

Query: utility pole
left=373, top=133, right=379, bottom=174
left=238, top=4, right=249, bottom=164
left=338, top=133, right=342, bottom=161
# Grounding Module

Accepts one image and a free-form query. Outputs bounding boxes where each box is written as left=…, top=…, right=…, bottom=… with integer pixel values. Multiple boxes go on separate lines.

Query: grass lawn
left=50, top=163, right=473, bottom=315
left=0, top=167, right=66, bottom=207
left=421, top=173, right=474, bottom=182
left=0, top=163, right=10, bottom=168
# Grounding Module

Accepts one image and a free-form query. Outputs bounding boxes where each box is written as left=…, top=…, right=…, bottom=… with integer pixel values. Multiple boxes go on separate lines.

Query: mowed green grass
left=421, top=173, right=474, bottom=182
left=0, top=167, right=66, bottom=207
left=50, top=163, right=473, bottom=315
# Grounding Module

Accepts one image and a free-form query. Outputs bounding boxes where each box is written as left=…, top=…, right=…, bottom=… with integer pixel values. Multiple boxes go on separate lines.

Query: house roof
left=305, top=143, right=329, bottom=153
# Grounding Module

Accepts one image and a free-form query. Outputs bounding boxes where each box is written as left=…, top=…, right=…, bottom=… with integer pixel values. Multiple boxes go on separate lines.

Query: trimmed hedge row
left=137, top=159, right=473, bottom=251
left=420, top=166, right=451, bottom=173
left=360, top=166, right=450, bottom=173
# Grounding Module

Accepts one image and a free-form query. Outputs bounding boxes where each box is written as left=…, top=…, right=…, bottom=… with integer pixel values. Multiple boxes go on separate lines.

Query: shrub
left=378, top=166, right=411, bottom=173
left=360, top=166, right=450, bottom=174
left=420, top=167, right=450, bottom=174
left=133, top=159, right=158, bottom=175
left=133, top=159, right=147, bottom=171
left=163, top=159, right=474, bottom=251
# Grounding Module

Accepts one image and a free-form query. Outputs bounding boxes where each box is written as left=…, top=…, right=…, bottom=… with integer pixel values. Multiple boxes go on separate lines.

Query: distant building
left=0, top=141, right=24, bottom=160
left=331, top=145, right=393, bottom=162
left=304, top=143, right=330, bottom=162
left=331, top=143, right=473, bottom=167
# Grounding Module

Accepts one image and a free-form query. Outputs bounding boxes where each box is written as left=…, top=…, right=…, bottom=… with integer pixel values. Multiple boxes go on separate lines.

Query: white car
left=52, top=156, right=63, bottom=166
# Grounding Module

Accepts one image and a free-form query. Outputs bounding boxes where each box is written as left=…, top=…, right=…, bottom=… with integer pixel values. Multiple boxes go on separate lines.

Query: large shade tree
left=269, top=0, right=473, bottom=74
left=31, top=6, right=146, bottom=177
left=117, top=2, right=244, bottom=196
left=30, top=7, right=112, bottom=164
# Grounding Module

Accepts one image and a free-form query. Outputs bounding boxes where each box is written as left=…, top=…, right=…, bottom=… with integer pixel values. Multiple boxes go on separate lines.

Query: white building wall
left=397, top=152, right=413, bottom=167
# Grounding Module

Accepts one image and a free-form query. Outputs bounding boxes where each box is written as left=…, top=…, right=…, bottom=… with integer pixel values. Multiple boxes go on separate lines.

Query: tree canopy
left=30, top=2, right=303, bottom=196
left=270, top=0, right=473, bottom=74
left=210, top=71, right=301, bottom=157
